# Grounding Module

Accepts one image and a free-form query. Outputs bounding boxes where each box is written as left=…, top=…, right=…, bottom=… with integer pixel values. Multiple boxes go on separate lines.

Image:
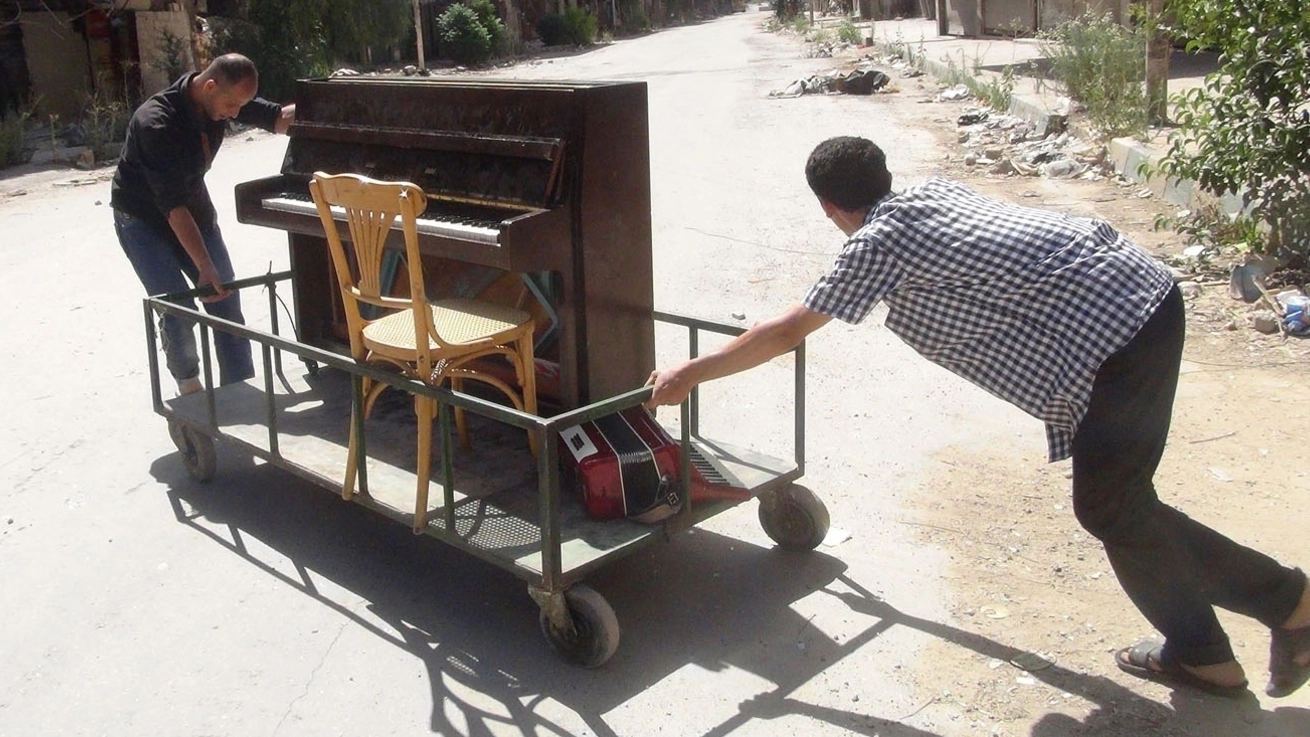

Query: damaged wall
left=135, top=9, right=193, bottom=95
left=942, top=0, right=1133, bottom=36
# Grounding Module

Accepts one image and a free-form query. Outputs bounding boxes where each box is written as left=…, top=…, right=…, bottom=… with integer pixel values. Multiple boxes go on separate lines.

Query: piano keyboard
left=261, top=191, right=502, bottom=245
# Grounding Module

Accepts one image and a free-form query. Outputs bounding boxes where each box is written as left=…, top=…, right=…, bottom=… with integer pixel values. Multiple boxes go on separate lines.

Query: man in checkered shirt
left=646, top=136, right=1310, bottom=699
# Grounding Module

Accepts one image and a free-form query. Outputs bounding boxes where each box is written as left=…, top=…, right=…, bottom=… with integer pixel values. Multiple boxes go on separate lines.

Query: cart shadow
left=151, top=452, right=1307, bottom=737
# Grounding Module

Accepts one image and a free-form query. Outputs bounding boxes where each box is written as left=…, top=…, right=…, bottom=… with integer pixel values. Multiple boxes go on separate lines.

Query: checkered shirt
left=803, top=177, right=1175, bottom=461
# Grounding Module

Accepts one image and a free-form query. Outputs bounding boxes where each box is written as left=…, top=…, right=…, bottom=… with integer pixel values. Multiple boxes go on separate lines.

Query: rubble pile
left=952, top=104, right=1110, bottom=181
left=769, top=65, right=891, bottom=98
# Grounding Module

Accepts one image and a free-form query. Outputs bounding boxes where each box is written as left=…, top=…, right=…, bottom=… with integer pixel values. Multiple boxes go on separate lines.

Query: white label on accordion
left=560, top=424, right=599, bottom=463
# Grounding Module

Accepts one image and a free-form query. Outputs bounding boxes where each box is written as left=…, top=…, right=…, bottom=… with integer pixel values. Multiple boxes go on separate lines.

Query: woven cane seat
left=362, top=298, right=531, bottom=353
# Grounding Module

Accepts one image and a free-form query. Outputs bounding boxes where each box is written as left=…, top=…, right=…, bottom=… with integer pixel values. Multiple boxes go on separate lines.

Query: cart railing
left=144, top=273, right=805, bottom=592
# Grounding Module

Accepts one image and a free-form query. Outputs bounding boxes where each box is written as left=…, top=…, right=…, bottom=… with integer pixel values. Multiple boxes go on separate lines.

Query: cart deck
left=146, top=272, right=822, bottom=666
left=164, top=366, right=797, bottom=585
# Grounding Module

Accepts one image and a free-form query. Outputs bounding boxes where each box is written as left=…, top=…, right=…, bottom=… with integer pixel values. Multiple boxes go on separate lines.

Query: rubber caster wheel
left=168, top=420, right=216, bottom=482
left=303, top=359, right=320, bottom=376
left=538, top=585, right=620, bottom=668
left=758, top=484, right=829, bottom=551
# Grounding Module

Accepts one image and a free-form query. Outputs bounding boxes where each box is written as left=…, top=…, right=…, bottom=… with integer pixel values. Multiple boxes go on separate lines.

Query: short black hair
left=204, top=53, right=258, bottom=89
left=804, top=136, right=893, bottom=211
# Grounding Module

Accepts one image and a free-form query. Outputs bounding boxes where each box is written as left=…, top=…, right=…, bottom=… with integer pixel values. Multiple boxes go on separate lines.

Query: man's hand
left=644, top=362, right=697, bottom=409
left=642, top=304, right=831, bottom=411
left=196, top=265, right=231, bottom=303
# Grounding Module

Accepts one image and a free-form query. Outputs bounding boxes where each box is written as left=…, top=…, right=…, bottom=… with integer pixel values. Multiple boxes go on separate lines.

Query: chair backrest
left=308, top=172, right=434, bottom=364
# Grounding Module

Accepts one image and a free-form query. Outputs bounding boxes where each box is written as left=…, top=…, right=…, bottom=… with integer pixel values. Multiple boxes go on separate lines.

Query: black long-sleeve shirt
left=110, top=73, right=282, bottom=234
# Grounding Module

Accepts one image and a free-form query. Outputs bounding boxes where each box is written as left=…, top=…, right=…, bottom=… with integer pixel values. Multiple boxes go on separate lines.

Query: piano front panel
left=283, top=139, right=560, bottom=207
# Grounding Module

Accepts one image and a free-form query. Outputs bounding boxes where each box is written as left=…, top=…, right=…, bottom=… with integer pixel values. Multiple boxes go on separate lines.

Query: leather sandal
left=1267, top=625, right=1310, bottom=698
left=1115, top=638, right=1249, bottom=699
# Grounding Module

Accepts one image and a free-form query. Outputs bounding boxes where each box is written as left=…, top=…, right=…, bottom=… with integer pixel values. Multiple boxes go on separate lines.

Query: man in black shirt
left=112, top=53, right=294, bottom=394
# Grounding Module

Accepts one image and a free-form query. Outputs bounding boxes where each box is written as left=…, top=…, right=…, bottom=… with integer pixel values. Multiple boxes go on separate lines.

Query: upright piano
left=235, top=77, right=655, bottom=411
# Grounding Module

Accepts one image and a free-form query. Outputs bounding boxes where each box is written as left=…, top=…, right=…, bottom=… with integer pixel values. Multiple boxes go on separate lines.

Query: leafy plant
left=437, top=3, right=495, bottom=65
left=1037, top=12, right=1151, bottom=139
left=466, top=0, right=505, bottom=51
left=536, top=13, right=569, bottom=46
left=1158, top=0, right=1310, bottom=258
left=0, top=105, right=31, bottom=168
left=837, top=19, right=862, bottom=45
left=562, top=6, right=598, bottom=45
left=80, top=77, right=132, bottom=160
left=539, top=7, right=598, bottom=46
left=152, top=29, right=190, bottom=82
left=1154, top=201, right=1265, bottom=256
left=771, top=0, right=802, bottom=21
left=939, top=50, right=1016, bottom=112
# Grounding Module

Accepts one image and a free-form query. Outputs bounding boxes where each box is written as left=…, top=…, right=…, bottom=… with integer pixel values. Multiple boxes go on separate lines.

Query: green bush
left=437, top=3, right=495, bottom=65
left=1160, top=0, right=1310, bottom=257
left=771, top=0, right=802, bottom=21
left=536, top=14, right=569, bottom=46
left=563, top=7, right=598, bottom=45
left=0, top=107, right=30, bottom=168
left=466, top=0, right=505, bottom=51
left=837, top=19, right=862, bottom=45
left=1038, top=12, right=1150, bottom=138
left=538, top=7, right=597, bottom=46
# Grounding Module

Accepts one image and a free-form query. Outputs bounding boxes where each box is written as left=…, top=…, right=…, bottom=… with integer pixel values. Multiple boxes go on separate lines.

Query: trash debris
left=1229, top=262, right=1269, bottom=302
left=1280, top=293, right=1310, bottom=333
left=833, top=69, right=890, bottom=95
left=957, top=111, right=989, bottom=126
left=1009, top=651, right=1055, bottom=672
left=938, top=84, right=971, bottom=101
left=769, top=67, right=891, bottom=98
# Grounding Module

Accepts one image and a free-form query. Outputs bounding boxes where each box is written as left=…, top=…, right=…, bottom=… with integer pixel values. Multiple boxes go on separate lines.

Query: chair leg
left=518, top=329, right=538, bottom=457
left=451, top=377, right=471, bottom=450
left=414, top=394, right=434, bottom=533
left=343, top=400, right=361, bottom=501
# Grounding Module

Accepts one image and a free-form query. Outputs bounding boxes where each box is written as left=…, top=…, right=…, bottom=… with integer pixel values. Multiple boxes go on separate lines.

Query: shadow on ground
left=150, top=444, right=1308, bottom=736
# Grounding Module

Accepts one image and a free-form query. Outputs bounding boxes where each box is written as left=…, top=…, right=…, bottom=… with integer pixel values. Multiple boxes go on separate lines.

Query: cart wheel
left=168, top=420, right=216, bottom=482
left=538, top=585, right=620, bottom=668
left=758, top=484, right=829, bottom=551
left=303, top=359, right=320, bottom=376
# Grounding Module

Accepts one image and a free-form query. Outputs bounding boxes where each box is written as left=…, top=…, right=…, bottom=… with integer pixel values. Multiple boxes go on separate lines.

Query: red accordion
left=558, top=407, right=749, bottom=523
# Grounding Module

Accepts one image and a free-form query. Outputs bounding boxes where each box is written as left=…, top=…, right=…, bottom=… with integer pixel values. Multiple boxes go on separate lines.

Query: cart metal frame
left=144, top=271, right=823, bottom=666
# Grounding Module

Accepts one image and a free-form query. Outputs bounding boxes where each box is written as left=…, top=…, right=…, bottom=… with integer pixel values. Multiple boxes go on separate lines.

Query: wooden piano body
left=235, top=76, right=655, bottom=411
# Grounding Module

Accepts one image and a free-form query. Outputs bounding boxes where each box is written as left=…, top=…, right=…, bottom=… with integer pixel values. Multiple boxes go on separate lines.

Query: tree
left=1160, top=0, right=1310, bottom=257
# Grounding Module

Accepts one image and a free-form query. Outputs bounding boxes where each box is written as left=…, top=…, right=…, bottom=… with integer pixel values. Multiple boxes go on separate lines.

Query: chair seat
left=362, top=298, right=531, bottom=354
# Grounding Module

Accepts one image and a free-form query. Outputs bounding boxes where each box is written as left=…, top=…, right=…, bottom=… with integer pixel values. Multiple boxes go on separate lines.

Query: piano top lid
left=302, top=76, right=645, bottom=91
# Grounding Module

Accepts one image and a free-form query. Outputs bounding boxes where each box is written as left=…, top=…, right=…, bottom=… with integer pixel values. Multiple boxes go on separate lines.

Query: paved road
left=0, top=12, right=1037, bottom=736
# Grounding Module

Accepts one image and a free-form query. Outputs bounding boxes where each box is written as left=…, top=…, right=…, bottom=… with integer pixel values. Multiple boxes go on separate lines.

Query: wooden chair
left=308, top=172, right=537, bottom=532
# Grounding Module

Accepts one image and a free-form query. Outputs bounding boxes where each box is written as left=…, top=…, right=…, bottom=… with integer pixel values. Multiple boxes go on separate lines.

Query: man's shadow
left=152, top=447, right=1310, bottom=736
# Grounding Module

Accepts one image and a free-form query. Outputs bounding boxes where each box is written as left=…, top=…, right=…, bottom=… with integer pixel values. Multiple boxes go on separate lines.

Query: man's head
left=805, top=136, right=893, bottom=212
left=191, top=54, right=259, bottom=121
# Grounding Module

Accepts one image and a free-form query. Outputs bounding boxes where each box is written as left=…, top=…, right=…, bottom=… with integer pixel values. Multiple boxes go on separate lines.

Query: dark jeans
left=115, top=209, right=254, bottom=386
left=1071, top=286, right=1306, bottom=667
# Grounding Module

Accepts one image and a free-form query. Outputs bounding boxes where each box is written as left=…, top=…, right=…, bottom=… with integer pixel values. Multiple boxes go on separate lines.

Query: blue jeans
left=114, top=209, right=254, bottom=386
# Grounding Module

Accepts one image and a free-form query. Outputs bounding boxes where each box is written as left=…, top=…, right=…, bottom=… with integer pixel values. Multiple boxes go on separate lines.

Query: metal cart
left=146, top=271, right=828, bottom=667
